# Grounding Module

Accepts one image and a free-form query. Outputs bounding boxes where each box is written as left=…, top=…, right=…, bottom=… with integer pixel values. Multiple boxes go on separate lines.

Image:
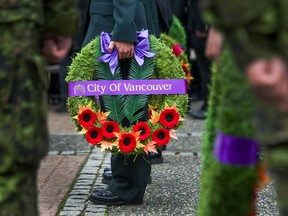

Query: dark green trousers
left=108, top=154, right=151, bottom=204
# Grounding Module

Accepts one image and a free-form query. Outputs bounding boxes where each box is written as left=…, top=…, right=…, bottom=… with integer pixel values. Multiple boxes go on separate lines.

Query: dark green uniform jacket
left=83, top=0, right=159, bottom=46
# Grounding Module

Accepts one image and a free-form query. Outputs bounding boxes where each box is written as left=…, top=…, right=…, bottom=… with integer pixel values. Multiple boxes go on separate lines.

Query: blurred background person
left=186, top=0, right=211, bottom=119
left=201, top=1, right=288, bottom=215
left=0, top=1, right=78, bottom=215
left=170, top=0, right=212, bottom=119
left=54, top=0, right=89, bottom=113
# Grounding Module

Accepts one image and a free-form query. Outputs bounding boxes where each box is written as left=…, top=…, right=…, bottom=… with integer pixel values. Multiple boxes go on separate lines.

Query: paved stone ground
left=41, top=103, right=281, bottom=216
left=38, top=155, right=87, bottom=216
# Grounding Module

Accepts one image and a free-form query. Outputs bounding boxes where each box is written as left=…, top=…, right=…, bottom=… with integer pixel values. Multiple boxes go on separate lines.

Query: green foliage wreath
left=198, top=48, right=261, bottom=216
left=160, top=33, right=192, bottom=86
left=168, top=15, right=187, bottom=49
left=66, top=35, right=188, bottom=156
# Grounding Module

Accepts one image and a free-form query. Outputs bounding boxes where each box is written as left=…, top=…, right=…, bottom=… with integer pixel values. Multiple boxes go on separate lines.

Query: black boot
left=148, top=148, right=163, bottom=164
left=188, top=100, right=207, bottom=120
left=89, top=188, right=128, bottom=205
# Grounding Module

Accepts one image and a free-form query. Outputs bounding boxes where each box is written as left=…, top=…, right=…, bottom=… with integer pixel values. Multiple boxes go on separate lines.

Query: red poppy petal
left=152, top=128, right=170, bottom=146
left=86, top=127, right=103, bottom=145
left=119, top=134, right=137, bottom=153
left=102, top=121, right=120, bottom=138
left=133, top=122, right=151, bottom=141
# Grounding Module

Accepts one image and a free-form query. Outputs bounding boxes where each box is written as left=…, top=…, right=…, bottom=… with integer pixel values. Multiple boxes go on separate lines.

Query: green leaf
left=95, top=60, right=122, bottom=80
left=124, top=95, right=148, bottom=124
left=101, top=95, right=126, bottom=123
left=95, top=45, right=125, bottom=123
left=123, top=57, right=155, bottom=123
left=128, top=57, right=155, bottom=80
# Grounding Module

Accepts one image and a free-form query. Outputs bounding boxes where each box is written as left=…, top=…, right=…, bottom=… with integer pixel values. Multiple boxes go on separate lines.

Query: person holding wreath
left=81, top=0, right=160, bottom=205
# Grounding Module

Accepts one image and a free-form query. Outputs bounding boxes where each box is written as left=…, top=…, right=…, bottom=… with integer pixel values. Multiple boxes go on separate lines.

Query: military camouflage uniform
left=0, top=1, right=78, bottom=215
left=201, top=1, right=288, bottom=215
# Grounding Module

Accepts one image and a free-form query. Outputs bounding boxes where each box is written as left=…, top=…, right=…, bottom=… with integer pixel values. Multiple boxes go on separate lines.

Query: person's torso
left=82, top=0, right=159, bottom=46
left=86, top=0, right=146, bottom=35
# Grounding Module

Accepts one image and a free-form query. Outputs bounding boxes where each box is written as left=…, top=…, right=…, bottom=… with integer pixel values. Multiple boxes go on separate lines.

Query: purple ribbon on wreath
left=134, top=30, right=156, bottom=66
left=214, top=131, right=259, bottom=166
left=98, top=30, right=156, bottom=75
left=98, top=32, right=118, bottom=75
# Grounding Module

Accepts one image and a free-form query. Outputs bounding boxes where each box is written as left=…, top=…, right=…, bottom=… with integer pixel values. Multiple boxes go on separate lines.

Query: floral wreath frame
left=66, top=35, right=188, bottom=156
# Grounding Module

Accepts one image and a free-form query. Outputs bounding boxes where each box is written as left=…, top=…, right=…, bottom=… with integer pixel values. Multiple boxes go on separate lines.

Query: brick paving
left=37, top=105, right=90, bottom=216
left=38, top=155, right=87, bottom=216
left=47, top=106, right=77, bottom=134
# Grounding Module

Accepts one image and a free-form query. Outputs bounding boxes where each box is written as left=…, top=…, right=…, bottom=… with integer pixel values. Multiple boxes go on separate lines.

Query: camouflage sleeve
left=43, top=0, right=79, bottom=36
left=200, top=0, right=288, bottom=68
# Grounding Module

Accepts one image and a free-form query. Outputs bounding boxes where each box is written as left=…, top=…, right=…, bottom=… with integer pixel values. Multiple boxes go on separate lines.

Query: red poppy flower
left=118, top=133, right=137, bottom=153
left=159, top=109, right=180, bottom=128
left=172, top=43, right=183, bottom=56
left=102, top=121, right=120, bottom=138
left=78, top=109, right=97, bottom=128
left=132, top=122, right=151, bottom=141
left=86, top=126, right=103, bottom=145
left=152, top=128, right=170, bottom=146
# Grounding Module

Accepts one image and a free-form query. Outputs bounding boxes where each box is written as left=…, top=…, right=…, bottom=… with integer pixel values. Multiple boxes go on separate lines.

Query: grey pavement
left=48, top=102, right=280, bottom=216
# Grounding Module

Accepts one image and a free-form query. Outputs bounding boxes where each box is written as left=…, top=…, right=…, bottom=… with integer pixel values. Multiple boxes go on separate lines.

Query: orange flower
left=159, top=103, right=184, bottom=128
left=169, top=129, right=179, bottom=140
left=78, top=109, right=97, bottom=128
left=149, top=109, right=160, bottom=125
left=73, top=101, right=95, bottom=118
left=159, top=108, right=180, bottom=128
left=182, top=62, right=189, bottom=76
left=148, top=104, right=158, bottom=119
left=96, top=110, right=110, bottom=124
left=143, top=140, right=158, bottom=155
left=100, top=140, right=116, bottom=152
left=73, top=102, right=97, bottom=128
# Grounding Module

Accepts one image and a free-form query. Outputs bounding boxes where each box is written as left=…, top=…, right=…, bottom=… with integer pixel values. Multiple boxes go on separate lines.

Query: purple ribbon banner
left=69, top=79, right=187, bottom=97
left=214, top=131, right=259, bottom=166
